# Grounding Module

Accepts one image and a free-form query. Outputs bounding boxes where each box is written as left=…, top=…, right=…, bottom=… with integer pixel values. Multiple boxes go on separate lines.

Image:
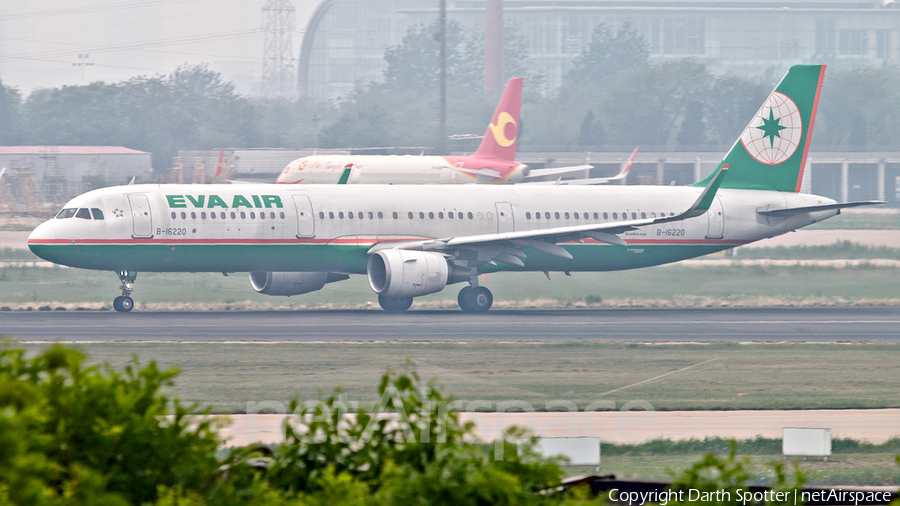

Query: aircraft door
left=706, top=196, right=724, bottom=239
left=495, top=202, right=514, bottom=233
left=127, top=194, right=153, bottom=238
left=292, top=194, right=315, bottom=238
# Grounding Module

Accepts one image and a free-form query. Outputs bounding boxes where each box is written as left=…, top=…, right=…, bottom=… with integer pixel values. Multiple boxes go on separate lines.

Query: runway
left=3, top=306, right=899, bottom=342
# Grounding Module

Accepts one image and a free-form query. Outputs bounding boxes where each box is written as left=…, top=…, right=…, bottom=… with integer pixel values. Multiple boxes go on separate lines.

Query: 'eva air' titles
left=166, top=194, right=284, bottom=209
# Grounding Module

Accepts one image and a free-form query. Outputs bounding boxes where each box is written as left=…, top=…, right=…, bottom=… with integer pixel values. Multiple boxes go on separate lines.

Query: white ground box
left=534, top=437, right=601, bottom=467
left=782, top=428, right=831, bottom=457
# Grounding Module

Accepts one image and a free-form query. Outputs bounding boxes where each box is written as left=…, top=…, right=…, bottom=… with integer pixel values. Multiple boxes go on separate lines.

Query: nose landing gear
left=113, top=270, right=137, bottom=312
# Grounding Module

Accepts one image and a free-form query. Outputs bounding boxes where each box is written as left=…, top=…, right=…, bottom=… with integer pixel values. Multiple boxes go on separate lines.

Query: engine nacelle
left=249, top=271, right=342, bottom=296
left=367, top=250, right=449, bottom=298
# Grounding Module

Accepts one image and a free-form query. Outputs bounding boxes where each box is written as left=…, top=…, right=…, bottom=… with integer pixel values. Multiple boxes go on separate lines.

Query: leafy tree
left=563, top=22, right=650, bottom=91
left=815, top=65, right=900, bottom=150
left=704, top=74, right=770, bottom=146
left=677, top=101, right=705, bottom=146
left=598, top=60, right=713, bottom=148
left=0, top=78, right=22, bottom=145
left=577, top=109, right=604, bottom=146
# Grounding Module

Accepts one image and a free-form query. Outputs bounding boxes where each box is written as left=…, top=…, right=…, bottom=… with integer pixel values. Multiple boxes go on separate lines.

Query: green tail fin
left=693, top=65, right=825, bottom=193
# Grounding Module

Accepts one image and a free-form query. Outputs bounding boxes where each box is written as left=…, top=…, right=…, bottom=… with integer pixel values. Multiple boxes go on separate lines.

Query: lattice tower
left=261, top=0, right=296, bottom=99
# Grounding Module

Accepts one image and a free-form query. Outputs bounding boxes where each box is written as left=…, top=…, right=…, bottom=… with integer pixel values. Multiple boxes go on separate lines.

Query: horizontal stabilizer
left=757, top=200, right=885, bottom=216
left=451, top=166, right=503, bottom=179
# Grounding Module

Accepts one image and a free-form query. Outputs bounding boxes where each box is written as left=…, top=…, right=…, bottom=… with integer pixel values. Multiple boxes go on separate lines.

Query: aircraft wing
left=523, top=147, right=639, bottom=185
left=370, top=164, right=728, bottom=265
left=757, top=200, right=885, bottom=216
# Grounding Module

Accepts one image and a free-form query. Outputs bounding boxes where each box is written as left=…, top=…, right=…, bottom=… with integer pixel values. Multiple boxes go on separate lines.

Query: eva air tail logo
left=740, top=91, right=803, bottom=165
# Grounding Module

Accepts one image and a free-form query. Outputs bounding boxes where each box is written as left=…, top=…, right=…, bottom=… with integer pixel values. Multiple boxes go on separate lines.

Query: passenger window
left=250, top=212, right=256, bottom=219
left=641, top=212, right=646, bottom=219
left=357, top=212, right=362, bottom=219
left=191, top=212, right=196, bottom=219
left=280, top=212, right=285, bottom=219
left=525, top=212, right=531, bottom=219
left=338, top=212, right=344, bottom=219
left=368, top=211, right=374, bottom=219
left=170, top=212, right=176, bottom=219
left=230, top=212, right=236, bottom=219
left=241, top=212, right=247, bottom=219
left=534, top=212, right=540, bottom=220
left=408, top=212, right=413, bottom=219
left=554, top=212, right=560, bottom=219
left=271, top=212, right=276, bottom=219
left=210, top=212, right=216, bottom=219
left=220, top=212, right=226, bottom=219
left=378, top=211, right=383, bottom=219
left=428, top=212, right=434, bottom=219
left=348, top=211, right=354, bottom=219
left=573, top=212, right=578, bottom=219
left=651, top=212, right=656, bottom=218
left=181, top=212, right=187, bottom=219
left=612, top=213, right=618, bottom=219
left=201, top=212, right=207, bottom=219
left=328, top=212, right=334, bottom=219
left=56, top=208, right=77, bottom=219
left=438, top=212, right=443, bottom=219
left=632, top=212, right=637, bottom=219
left=260, top=212, right=265, bottom=219
left=91, top=208, right=104, bottom=220
left=544, top=212, right=550, bottom=219
left=594, top=212, right=600, bottom=219
left=392, top=212, right=398, bottom=219
left=419, top=212, right=425, bottom=219
left=564, top=212, right=569, bottom=219
left=602, top=212, right=608, bottom=220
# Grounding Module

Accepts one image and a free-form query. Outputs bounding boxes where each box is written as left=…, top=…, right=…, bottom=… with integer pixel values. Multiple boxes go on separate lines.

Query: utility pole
left=261, top=0, right=296, bottom=99
left=439, top=0, right=447, bottom=155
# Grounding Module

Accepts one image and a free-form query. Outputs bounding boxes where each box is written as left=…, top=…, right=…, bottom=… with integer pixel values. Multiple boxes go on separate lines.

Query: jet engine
left=249, top=271, right=348, bottom=296
left=367, top=250, right=450, bottom=298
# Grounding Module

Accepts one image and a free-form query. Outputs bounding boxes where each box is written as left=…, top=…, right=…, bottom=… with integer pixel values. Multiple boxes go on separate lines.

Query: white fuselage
left=28, top=183, right=839, bottom=275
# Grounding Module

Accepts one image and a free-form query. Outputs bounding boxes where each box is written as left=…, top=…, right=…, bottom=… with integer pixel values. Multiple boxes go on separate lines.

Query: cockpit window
left=56, top=208, right=77, bottom=219
left=75, top=208, right=91, bottom=219
left=91, top=208, right=104, bottom=220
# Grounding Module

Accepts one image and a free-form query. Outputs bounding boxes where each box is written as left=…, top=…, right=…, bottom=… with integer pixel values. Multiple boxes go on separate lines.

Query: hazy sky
left=0, top=0, right=316, bottom=95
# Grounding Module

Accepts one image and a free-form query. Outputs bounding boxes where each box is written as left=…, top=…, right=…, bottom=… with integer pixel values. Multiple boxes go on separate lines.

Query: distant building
left=298, top=0, right=900, bottom=101
left=0, top=146, right=152, bottom=206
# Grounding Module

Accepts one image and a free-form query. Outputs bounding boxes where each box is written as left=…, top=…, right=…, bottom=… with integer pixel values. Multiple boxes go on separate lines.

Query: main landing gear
left=457, top=285, right=493, bottom=313
left=113, top=270, right=137, bottom=313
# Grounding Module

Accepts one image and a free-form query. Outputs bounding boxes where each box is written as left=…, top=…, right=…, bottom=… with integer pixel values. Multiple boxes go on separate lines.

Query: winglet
left=337, top=163, right=353, bottom=184
left=681, top=163, right=728, bottom=219
left=607, top=146, right=639, bottom=182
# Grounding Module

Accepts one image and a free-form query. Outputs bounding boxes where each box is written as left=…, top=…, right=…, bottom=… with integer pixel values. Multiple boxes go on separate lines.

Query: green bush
left=0, top=342, right=221, bottom=505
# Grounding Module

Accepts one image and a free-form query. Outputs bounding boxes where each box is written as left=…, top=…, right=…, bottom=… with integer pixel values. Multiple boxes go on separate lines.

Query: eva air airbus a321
left=28, top=65, right=881, bottom=313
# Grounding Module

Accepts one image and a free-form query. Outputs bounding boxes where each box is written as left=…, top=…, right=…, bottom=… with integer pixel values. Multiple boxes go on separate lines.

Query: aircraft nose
left=27, top=220, right=61, bottom=257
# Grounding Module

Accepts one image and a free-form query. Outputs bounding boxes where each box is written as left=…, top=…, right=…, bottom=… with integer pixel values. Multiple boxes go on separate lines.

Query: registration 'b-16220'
left=28, top=65, right=882, bottom=312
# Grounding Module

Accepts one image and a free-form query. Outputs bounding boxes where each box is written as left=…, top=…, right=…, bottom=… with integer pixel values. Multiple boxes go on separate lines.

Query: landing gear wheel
left=378, top=295, right=413, bottom=313
left=119, top=296, right=134, bottom=312
left=113, top=296, right=134, bottom=312
left=460, top=286, right=492, bottom=313
left=458, top=286, right=474, bottom=312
